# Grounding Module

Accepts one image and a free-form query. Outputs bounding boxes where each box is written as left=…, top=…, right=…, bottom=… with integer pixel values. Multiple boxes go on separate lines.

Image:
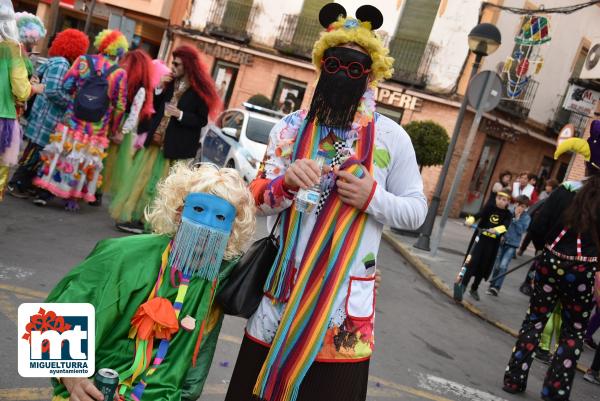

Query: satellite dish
left=587, top=43, right=600, bottom=70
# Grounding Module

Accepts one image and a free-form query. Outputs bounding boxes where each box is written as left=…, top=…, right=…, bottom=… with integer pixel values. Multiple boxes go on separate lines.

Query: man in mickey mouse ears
left=225, top=4, right=427, bottom=401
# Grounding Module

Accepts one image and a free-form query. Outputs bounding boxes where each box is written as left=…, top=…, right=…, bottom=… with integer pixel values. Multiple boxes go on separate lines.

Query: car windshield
left=245, top=117, right=275, bottom=145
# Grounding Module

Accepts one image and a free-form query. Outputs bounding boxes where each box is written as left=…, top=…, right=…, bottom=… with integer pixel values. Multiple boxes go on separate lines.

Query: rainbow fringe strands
left=255, top=116, right=375, bottom=401
left=168, top=217, right=229, bottom=281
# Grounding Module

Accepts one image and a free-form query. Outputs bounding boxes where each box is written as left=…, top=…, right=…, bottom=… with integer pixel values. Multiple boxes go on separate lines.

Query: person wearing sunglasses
left=225, top=4, right=427, bottom=401
left=115, top=45, right=223, bottom=234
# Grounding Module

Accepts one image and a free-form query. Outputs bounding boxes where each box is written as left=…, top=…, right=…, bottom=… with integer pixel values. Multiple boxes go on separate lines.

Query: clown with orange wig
left=33, top=29, right=128, bottom=210
left=8, top=28, right=89, bottom=198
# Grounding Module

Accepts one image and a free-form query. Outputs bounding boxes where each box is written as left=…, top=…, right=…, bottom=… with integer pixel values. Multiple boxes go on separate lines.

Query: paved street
left=1, top=196, right=598, bottom=401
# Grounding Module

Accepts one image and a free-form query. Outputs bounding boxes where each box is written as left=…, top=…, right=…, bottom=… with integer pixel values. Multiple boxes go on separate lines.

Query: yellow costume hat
left=554, top=120, right=600, bottom=172
left=312, top=3, right=394, bottom=86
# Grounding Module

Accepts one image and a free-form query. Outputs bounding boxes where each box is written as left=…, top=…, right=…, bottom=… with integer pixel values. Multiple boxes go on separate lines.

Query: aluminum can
left=94, top=368, right=119, bottom=401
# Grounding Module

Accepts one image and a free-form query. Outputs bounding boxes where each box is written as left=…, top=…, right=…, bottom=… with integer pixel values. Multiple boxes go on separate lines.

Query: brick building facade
left=169, top=27, right=574, bottom=217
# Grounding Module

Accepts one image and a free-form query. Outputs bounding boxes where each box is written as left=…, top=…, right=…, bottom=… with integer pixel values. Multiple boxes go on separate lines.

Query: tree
left=246, top=94, right=273, bottom=109
left=404, top=120, right=449, bottom=171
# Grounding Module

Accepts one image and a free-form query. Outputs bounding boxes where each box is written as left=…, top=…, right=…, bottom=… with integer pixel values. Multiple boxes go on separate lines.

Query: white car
left=199, top=104, right=282, bottom=182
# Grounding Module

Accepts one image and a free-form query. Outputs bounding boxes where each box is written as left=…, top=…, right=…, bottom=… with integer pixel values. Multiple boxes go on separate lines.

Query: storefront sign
left=74, top=0, right=112, bottom=19
left=481, top=119, right=519, bottom=143
left=562, top=84, right=600, bottom=116
left=42, top=0, right=75, bottom=8
left=196, top=42, right=253, bottom=66
left=373, top=87, right=423, bottom=111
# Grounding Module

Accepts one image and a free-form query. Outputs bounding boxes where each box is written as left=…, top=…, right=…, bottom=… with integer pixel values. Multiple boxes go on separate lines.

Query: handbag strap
left=269, top=213, right=282, bottom=238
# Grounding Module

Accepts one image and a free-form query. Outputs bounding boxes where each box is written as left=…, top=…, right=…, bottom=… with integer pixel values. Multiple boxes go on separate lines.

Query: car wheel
left=226, top=160, right=235, bottom=169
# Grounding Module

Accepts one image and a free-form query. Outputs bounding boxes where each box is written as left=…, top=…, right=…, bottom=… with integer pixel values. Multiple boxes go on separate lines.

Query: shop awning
left=40, top=0, right=76, bottom=9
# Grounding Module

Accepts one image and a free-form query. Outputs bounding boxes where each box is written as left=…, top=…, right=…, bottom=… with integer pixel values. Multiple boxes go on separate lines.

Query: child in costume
left=461, top=191, right=512, bottom=301
left=33, top=29, right=128, bottom=210
left=487, top=195, right=531, bottom=295
left=45, top=163, right=255, bottom=401
left=102, top=49, right=155, bottom=196
left=8, top=29, right=89, bottom=198
left=503, top=120, right=600, bottom=401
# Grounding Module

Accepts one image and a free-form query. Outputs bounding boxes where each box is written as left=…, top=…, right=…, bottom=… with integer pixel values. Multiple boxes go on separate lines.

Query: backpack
left=73, top=55, right=119, bottom=122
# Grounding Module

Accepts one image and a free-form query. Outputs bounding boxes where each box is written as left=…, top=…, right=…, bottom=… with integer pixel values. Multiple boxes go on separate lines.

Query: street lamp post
left=84, top=0, right=98, bottom=36
left=413, top=23, right=501, bottom=251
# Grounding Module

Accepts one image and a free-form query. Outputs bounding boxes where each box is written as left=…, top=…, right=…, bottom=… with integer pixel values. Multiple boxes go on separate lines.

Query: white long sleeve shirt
left=246, top=111, right=427, bottom=361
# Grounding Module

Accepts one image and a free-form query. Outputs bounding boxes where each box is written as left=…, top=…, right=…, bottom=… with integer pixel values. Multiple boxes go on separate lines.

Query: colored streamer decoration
left=503, top=15, right=551, bottom=102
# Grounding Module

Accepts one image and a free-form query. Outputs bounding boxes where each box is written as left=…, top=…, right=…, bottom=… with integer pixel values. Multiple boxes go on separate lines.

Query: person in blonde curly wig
left=46, top=163, right=255, bottom=401
left=147, top=162, right=255, bottom=259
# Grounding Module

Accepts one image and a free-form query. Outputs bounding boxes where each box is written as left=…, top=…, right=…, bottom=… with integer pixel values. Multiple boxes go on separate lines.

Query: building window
left=212, top=60, right=239, bottom=108
left=551, top=46, right=590, bottom=136
left=272, top=76, right=307, bottom=114
left=537, top=155, right=555, bottom=189
left=375, top=104, right=404, bottom=125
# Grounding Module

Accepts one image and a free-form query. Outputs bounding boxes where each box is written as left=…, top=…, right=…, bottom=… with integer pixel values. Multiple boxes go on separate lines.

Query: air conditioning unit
left=580, top=39, right=600, bottom=80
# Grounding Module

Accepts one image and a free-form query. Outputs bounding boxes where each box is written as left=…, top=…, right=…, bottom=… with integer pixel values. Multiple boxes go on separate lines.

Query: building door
left=461, top=137, right=503, bottom=215
left=212, top=60, right=239, bottom=108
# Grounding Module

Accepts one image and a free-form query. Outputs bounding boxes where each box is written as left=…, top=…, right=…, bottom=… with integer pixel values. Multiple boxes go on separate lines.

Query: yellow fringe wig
left=312, top=17, right=394, bottom=86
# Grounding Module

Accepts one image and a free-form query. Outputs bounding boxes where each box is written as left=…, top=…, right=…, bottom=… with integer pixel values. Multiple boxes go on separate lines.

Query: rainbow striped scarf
left=255, top=115, right=375, bottom=401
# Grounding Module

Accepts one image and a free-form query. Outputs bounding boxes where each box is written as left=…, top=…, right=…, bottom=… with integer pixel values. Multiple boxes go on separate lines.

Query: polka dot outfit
left=504, top=251, right=597, bottom=400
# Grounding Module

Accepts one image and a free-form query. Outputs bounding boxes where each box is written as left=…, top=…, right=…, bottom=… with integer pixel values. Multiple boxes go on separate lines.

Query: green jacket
left=47, top=234, right=237, bottom=401
left=0, top=41, right=31, bottom=119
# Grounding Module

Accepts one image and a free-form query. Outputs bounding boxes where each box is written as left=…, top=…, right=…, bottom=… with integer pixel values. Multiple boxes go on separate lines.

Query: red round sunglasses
left=320, top=56, right=372, bottom=79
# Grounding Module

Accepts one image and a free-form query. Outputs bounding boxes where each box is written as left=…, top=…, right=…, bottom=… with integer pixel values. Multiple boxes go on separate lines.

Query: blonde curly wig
left=146, top=163, right=256, bottom=260
left=312, top=17, right=394, bottom=86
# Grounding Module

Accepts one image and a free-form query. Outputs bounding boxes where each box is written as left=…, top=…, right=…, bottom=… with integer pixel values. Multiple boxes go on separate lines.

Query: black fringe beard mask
left=307, top=47, right=373, bottom=128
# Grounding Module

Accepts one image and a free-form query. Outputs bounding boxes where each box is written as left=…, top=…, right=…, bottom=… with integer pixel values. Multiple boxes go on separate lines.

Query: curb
left=382, top=229, right=589, bottom=374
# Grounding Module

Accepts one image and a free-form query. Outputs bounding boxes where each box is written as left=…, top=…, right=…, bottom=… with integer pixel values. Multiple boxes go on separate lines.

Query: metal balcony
left=205, top=0, right=258, bottom=44
left=386, top=37, right=437, bottom=87
left=274, top=14, right=323, bottom=59
left=497, top=77, right=539, bottom=120
left=547, top=107, right=589, bottom=138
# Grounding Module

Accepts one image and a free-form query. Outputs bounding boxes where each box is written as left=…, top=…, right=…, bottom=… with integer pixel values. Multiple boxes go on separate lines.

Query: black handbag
left=217, top=214, right=281, bottom=318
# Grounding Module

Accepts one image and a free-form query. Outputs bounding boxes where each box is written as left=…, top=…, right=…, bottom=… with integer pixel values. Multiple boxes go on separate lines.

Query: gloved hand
left=465, top=216, right=475, bottom=226
left=491, top=225, right=507, bottom=235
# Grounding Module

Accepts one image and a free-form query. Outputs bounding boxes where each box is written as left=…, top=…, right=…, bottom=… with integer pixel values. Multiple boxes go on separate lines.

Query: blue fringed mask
left=169, top=193, right=236, bottom=280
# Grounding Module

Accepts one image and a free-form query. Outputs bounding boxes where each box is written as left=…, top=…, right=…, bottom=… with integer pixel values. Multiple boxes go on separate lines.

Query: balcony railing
left=205, top=0, right=257, bottom=44
left=497, top=78, right=539, bottom=120
left=274, top=14, right=322, bottom=59
left=386, top=37, right=437, bottom=87
left=548, top=107, right=589, bottom=138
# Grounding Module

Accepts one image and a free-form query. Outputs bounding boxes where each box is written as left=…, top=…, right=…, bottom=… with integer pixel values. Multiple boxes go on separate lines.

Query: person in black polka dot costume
left=503, top=123, right=600, bottom=401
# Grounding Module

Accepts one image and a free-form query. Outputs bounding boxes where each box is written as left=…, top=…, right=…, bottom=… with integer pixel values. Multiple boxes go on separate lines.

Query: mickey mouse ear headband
left=313, top=3, right=394, bottom=85
left=318, top=3, right=383, bottom=30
